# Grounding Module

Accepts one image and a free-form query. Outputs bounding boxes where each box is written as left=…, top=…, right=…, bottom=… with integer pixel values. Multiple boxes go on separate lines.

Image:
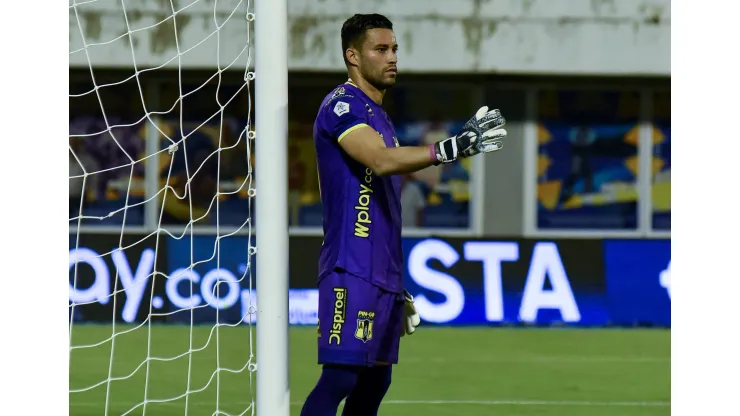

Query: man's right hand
left=401, top=290, right=420, bottom=337
left=432, top=106, right=508, bottom=164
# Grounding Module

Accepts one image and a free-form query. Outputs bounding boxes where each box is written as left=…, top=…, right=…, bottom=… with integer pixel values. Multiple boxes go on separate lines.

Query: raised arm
left=338, top=106, right=509, bottom=176
left=338, top=126, right=437, bottom=176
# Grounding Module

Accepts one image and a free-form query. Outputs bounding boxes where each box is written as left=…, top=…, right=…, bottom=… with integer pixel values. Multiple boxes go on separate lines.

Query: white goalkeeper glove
left=432, top=106, right=507, bottom=164
left=401, top=290, right=421, bottom=337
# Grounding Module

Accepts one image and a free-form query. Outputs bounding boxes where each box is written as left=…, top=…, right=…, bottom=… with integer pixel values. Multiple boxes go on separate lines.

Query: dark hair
left=341, top=14, right=393, bottom=65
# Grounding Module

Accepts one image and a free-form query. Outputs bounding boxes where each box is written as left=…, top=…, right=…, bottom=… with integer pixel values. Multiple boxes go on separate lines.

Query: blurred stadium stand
left=69, top=0, right=670, bottom=235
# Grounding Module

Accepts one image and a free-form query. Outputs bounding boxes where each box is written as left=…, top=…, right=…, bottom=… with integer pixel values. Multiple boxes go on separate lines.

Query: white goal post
left=254, top=0, right=290, bottom=415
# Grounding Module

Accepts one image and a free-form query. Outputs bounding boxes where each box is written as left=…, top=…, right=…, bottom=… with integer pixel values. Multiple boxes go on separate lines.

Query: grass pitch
left=70, top=325, right=670, bottom=415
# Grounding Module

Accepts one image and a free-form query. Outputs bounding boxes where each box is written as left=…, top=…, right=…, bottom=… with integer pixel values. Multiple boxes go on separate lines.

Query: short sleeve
left=320, top=96, right=370, bottom=142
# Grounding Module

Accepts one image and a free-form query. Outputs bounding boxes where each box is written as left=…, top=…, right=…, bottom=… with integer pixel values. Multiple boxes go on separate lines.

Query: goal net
left=68, top=0, right=260, bottom=414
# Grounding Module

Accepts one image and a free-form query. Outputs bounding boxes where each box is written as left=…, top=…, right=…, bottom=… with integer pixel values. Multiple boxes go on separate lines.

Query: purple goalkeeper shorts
left=316, top=271, right=405, bottom=367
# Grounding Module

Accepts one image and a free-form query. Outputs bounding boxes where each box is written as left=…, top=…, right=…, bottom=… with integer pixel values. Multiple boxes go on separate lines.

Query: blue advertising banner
left=164, top=235, right=323, bottom=325
left=603, top=240, right=671, bottom=326
left=402, top=238, right=609, bottom=326
left=165, top=234, right=255, bottom=324
left=69, top=234, right=670, bottom=327
left=68, top=233, right=168, bottom=324
left=163, top=237, right=612, bottom=327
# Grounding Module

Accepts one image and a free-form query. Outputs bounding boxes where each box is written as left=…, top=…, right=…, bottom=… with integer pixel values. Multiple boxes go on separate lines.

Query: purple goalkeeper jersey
left=313, top=80, right=403, bottom=294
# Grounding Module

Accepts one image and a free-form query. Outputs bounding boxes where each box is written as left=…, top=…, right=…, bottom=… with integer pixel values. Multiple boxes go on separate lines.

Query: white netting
left=69, top=0, right=257, bottom=414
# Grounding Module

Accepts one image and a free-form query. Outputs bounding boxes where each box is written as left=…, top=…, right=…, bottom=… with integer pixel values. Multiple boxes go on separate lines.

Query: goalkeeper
left=300, top=13, right=508, bottom=416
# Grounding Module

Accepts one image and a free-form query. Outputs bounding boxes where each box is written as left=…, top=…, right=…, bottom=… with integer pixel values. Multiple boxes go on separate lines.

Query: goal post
left=254, top=0, right=290, bottom=416
left=68, top=0, right=290, bottom=413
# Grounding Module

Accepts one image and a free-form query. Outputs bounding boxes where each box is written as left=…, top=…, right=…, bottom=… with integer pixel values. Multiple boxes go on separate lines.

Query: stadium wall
left=69, top=0, right=670, bottom=75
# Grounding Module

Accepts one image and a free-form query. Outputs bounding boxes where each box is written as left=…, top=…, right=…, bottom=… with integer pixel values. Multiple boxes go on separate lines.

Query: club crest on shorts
left=355, top=310, right=375, bottom=343
left=334, top=101, right=350, bottom=116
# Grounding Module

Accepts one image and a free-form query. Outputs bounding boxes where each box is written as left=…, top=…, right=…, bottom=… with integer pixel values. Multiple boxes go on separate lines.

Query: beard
left=361, top=66, right=396, bottom=90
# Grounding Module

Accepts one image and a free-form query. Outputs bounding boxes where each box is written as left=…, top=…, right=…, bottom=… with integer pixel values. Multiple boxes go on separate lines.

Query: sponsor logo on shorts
left=355, top=310, right=375, bottom=343
left=329, top=287, right=347, bottom=345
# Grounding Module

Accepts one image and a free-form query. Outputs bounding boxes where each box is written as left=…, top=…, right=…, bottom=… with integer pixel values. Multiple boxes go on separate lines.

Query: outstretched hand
left=432, top=106, right=508, bottom=164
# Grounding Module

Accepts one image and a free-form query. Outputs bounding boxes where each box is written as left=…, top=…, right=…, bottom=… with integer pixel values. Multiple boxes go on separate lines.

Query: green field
left=69, top=325, right=670, bottom=415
